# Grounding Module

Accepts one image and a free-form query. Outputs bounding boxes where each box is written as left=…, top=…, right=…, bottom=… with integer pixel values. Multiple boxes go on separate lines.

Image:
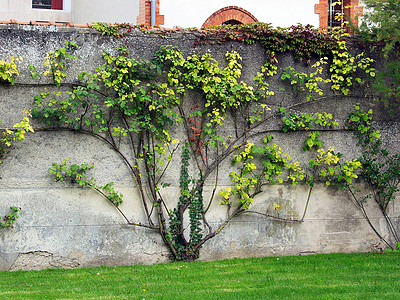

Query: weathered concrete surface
left=0, top=24, right=399, bottom=270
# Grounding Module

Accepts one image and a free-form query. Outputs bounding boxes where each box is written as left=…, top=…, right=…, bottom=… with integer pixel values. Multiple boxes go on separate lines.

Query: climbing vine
left=347, top=104, right=400, bottom=248
left=44, top=40, right=77, bottom=86
left=0, top=207, right=21, bottom=229
left=92, top=22, right=132, bottom=37
left=24, top=21, right=395, bottom=261
left=197, top=23, right=338, bottom=63
left=1, top=111, right=34, bottom=164
left=0, top=111, right=34, bottom=230
left=0, top=53, right=33, bottom=231
left=49, top=158, right=124, bottom=206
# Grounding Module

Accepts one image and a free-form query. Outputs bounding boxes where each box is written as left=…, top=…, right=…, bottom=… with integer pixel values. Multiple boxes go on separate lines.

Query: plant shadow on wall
left=29, top=22, right=399, bottom=261
left=0, top=56, right=34, bottom=230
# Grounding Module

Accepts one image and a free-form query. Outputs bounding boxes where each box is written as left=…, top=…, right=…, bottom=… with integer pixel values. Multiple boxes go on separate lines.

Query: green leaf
left=307, top=139, right=314, bottom=148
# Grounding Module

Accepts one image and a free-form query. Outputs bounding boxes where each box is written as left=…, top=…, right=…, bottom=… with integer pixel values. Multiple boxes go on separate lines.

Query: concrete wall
left=0, top=24, right=398, bottom=271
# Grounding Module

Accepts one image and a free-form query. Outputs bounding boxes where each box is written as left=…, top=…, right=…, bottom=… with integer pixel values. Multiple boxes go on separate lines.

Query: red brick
left=201, top=6, right=258, bottom=28
left=75, top=23, right=89, bottom=28
left=137, top=0, right=163, bottom=26
left=316, top=0, right=363, bottom=28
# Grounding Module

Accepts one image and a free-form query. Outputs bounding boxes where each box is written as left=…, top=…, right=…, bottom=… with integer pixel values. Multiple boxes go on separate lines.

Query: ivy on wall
left=0, top=58, right=33, bottom=230
left=26, top=21, right=391, bottom=261
left=1, top=21, right=398, bottom=259
left=0, top=207, right=21, bottom=229
left=0, top=112, right=33, bottom=229
left=195, top=23, right=338, bottom=63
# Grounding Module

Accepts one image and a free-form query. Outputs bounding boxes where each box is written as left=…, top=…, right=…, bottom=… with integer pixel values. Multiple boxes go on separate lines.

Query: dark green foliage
left=359, top=0, right=400, bottom=106
left=360, top=0, right=400, bottom=58
left=189, top=185, right=203, bottom=247
left=169, top=143, right=203, bottom=261
left=169, top=144, right=191, bottom=260
left=371, top=60, right=400, bottom=108
left=198, top=23, right=338, bottom=63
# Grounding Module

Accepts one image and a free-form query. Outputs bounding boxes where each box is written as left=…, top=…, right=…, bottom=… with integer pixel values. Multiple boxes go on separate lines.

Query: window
left=222, top=20, right=243, bottom=26
left=316, top=0, right=362, bottom=28
left=328, top=0, right=343, bottom=27
left=32, top=0, right=63, bottom=10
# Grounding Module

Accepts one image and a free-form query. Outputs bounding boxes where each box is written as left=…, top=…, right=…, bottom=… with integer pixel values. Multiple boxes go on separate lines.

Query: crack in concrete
left=9, top=250, right=80, bottom=271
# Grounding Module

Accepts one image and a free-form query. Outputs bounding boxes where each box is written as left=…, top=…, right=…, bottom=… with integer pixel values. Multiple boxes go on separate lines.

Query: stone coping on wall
left=0, top=20, right=192, bottom=32
left=0, top=19, right=334, bottom=34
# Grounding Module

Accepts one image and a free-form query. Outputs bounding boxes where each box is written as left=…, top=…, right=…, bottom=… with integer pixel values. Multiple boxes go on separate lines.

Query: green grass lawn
left=0, top=252, right=399, bottom=299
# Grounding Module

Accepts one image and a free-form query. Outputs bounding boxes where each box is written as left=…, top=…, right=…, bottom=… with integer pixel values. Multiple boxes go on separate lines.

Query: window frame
left=32, top=0, right=64, bottom=11
left=328, top=0, right=343, bottom=27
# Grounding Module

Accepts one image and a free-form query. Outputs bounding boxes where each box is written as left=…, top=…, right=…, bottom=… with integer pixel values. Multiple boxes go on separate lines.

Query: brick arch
left=202, top=6, right=258, bottom=28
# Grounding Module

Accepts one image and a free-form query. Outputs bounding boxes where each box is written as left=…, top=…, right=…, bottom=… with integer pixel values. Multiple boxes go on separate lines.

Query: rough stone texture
left=9, top=251, right=80, bottom=271
left=0, top=24, right=399, bottom=270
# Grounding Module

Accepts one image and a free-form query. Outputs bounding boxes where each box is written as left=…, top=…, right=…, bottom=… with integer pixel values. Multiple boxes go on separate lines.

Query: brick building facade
left=315, top=0, right=363, bottom=27
left=0, top=1, right=363, bottom=29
